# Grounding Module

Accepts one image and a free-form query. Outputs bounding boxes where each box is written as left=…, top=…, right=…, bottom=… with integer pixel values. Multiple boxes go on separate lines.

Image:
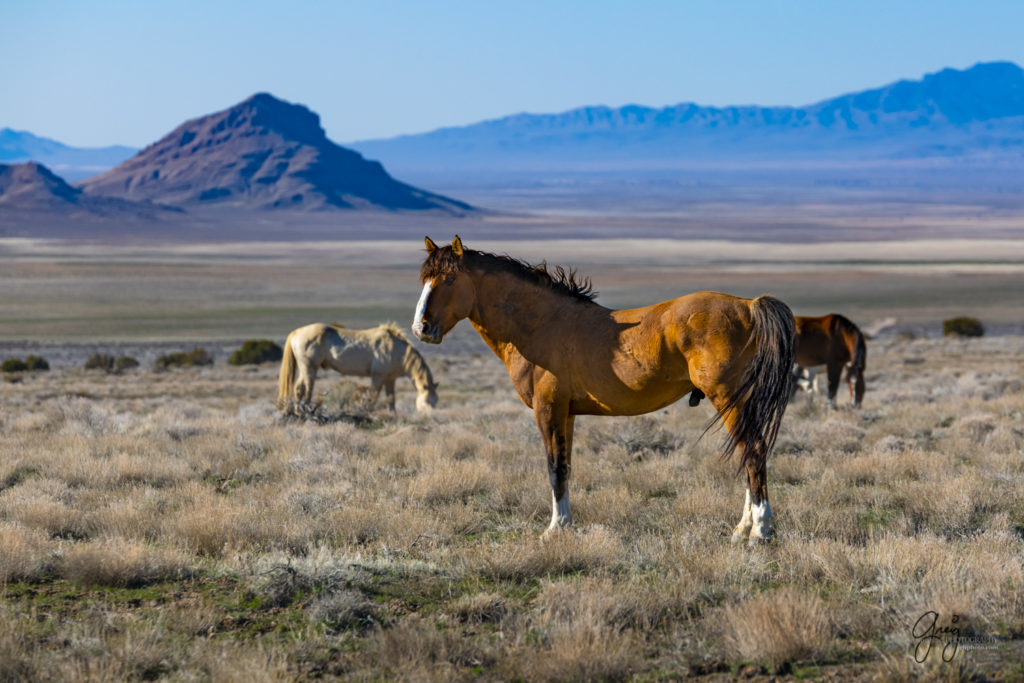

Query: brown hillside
left=78, top=93, right=473, bottom=213
left=0, top=162, right=177, bottom=228
left=0, top=162, right=83, bottom=207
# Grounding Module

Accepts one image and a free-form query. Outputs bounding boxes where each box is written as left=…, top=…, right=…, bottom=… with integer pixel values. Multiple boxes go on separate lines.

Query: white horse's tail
left=277, top=331, right=297, bottom=410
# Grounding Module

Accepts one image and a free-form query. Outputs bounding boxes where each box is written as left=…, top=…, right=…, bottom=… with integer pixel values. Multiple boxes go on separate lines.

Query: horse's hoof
left=748, top=535, right=772, bottom=547
left=731, top=523, right=753, bottom=544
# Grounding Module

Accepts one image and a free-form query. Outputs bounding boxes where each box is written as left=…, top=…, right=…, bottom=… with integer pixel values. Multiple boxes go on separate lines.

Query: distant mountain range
left=349, top=61, right=1024, bottom=174
left=4, top=61, right=1024, bottom=227
left=0, top=129, right=136, bottom=182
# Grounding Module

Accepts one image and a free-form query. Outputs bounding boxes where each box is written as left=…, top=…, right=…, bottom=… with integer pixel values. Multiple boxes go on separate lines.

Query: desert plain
left=1, top=198, right=1023, bottom=680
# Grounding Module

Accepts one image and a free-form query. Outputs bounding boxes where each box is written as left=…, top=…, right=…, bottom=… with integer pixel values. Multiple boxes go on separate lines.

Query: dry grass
left=0, top=334, right=1022, bottom=678
left=719, top=587, right=833, bottom=663
left=58, top=538, right=193, bottom=587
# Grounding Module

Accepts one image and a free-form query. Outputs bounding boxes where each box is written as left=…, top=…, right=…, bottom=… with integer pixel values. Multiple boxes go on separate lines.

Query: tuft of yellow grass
left=58, top=538, right=193, bottom=587
left=719, top=587, right=833, bottom=663
left=0, top=522, right=54, bottom=582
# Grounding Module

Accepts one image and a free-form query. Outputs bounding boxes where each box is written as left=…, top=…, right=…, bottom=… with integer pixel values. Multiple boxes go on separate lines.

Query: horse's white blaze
left=549, top=490, right=571, bottom=530
left=412, top=281, right=433, bottom=336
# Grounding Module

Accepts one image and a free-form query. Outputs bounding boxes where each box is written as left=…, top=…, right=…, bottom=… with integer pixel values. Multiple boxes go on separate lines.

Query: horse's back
left=794, top=314, right=856, bottom=367
left=562, top=291, right=764, bottom=414
left=614, top=291, right=757, bottom=354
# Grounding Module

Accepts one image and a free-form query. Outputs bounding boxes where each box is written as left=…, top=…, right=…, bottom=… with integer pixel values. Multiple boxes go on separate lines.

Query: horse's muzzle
left=413, top=321, right=442, bottom=344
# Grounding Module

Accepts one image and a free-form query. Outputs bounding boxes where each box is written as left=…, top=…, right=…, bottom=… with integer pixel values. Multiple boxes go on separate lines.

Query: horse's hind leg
left=728, top=451, right=773, bottom=544
left=847, top=365, right=865, bottom=407
left=295, top=365, right=316, bottom=406
left=704, top=388, right=774, bottom=545
left=825, top=360, right=842, bottom=409
left=731, top=488, right=754, bottom=543
left=744, top=457, right=773, bottom=544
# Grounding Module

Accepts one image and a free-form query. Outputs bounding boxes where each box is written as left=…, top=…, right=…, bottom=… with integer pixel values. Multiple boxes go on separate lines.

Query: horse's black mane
left=422, top=246, right=597, bottom=302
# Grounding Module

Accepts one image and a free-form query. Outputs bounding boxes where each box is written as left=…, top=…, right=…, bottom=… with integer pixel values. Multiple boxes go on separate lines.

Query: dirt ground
left=2, top=237, right=1023, bottom=347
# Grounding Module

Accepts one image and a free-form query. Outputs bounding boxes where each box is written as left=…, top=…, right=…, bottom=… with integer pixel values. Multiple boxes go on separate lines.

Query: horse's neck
left=402, top=346, right=433, bottom=392
left=468, top=270, right=595, bottom=364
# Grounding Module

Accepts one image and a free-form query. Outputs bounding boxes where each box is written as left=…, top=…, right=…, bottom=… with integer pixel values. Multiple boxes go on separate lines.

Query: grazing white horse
left=277, top=323, right=438, bottom=413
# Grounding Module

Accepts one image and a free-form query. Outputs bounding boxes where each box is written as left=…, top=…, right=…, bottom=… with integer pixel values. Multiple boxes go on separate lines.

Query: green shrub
left=84, top=353, right=116, bottom=371
left=1, top=358, right=29, bottom=373
left=115, top=356, right=139, bottom=372
left=25, top=355, right=50, bottom=371
left=229, top=339, right=283, bottom=366
left=943, top=317, right=984, bottom=338
left=155, top=347, right=213, bottom=370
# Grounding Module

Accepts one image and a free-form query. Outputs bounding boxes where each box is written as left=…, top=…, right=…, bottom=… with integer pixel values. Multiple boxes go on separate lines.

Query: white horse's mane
left=378, top=322, right=412, bottom=344
left=330, top=321, right=411, bottom=345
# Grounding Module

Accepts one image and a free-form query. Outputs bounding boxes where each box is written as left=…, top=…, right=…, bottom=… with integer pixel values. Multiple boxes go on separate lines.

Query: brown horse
left=794, top=314, right=867, bottom=408
left=412, top=236, right=796, bottom=544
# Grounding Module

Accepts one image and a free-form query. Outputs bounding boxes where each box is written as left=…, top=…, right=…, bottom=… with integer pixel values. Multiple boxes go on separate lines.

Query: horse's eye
left=444, top=275, right=455, bottom=285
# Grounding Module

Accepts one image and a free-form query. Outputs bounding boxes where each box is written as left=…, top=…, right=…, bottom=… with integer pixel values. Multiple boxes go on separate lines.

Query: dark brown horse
left=794, top=313, right=867, bottom=407
left=412, top=236, right=796, bottom=544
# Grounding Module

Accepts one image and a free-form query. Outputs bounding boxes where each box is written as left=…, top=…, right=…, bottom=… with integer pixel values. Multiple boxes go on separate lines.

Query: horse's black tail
left=839, top=315, right=867, bottom=405
left=717, top=296, right=797, bottom=473
left=848, top=320, right=867, bottom=376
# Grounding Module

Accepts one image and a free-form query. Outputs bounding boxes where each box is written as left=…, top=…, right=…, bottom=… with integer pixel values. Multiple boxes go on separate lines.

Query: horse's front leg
left=384, top=379, right=397, bottom=412
left=368, top=376, right=385, bottom=408
left=534, top=394, right=574, bottom=538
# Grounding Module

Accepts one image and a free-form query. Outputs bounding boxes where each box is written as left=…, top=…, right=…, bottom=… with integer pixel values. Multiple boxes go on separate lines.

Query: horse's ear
left=424, top=236, right=437, bottom=254
left=452, top=235, right=464, bottom=257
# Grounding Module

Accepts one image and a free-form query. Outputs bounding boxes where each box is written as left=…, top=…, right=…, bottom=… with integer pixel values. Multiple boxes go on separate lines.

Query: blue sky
left=3, top=0, right=1023, bottom=147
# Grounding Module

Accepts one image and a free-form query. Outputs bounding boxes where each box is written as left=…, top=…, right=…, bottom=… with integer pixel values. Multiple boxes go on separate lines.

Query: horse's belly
left=574, top=378, right=692, bottom=416
left=328, top=348, right=374, bottom=375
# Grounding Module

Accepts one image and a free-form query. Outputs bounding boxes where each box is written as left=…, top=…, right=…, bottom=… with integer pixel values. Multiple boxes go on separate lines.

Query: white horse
left=277, top=323, right=438, bottom=413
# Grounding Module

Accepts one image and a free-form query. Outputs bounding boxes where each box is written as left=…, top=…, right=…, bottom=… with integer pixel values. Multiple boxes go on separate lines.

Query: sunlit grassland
left=1, top=333, right=1022, bottom=679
